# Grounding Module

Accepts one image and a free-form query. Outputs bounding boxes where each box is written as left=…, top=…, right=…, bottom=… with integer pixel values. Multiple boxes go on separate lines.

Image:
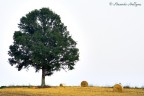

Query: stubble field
left=0, top=86, right=144, bottom=96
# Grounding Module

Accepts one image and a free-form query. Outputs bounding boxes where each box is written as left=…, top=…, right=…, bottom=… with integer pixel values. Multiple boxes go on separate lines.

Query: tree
left=8, top=8, right=79, bottom=86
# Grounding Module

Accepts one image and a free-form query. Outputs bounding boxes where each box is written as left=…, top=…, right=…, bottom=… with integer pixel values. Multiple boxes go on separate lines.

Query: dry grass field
left=0, top=86, right=144, bottom=96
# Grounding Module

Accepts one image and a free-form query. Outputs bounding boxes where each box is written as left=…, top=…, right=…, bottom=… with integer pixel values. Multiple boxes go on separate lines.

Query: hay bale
left=81, top=81, right=88, bottom=87
left=59, top=83, right=64, bottom=87
left=113, top=84, right=123, bottom=92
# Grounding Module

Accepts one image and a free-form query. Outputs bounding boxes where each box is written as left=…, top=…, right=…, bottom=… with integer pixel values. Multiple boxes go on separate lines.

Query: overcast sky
left=0, top=0, right=144, bottom=87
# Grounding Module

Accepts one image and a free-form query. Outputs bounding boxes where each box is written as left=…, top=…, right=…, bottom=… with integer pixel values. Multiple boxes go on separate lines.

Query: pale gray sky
left=0, top=0, right=144, bottom=87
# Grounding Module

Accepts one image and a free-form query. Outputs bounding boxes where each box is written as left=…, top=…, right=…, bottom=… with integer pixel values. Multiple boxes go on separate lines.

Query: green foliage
left=0, top=86, right=6, bottom=89
left=8, top=8, right=79, bottom=86
left=123, top=85, right=131, bottom=88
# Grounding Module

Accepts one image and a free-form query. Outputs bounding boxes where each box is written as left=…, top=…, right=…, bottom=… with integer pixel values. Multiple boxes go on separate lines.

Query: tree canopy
left=8, top=8, right=79, bottom=86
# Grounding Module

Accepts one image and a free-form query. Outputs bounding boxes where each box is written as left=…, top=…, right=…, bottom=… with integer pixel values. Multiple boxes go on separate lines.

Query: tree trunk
left=41, top=68, right=46, bottom=86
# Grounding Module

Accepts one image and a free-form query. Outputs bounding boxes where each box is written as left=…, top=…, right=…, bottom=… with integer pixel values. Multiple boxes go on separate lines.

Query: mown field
left=0, top=86, right=144, bottom=96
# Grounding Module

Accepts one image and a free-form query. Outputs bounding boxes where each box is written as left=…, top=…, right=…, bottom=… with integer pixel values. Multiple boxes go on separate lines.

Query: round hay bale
left=113, top=84, right=123, bottom=92
left=59, top=83, right=64, bottom=87
left=81, top=81, right=88, bottom=87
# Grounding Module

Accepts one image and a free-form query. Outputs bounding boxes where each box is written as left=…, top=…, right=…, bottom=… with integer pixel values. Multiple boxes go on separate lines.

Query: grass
left=0, top=86, right=144, bottom=96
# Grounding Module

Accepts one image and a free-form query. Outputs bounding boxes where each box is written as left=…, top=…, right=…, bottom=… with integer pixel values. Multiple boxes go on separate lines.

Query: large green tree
left=8, top=8, right=79, bottom=86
